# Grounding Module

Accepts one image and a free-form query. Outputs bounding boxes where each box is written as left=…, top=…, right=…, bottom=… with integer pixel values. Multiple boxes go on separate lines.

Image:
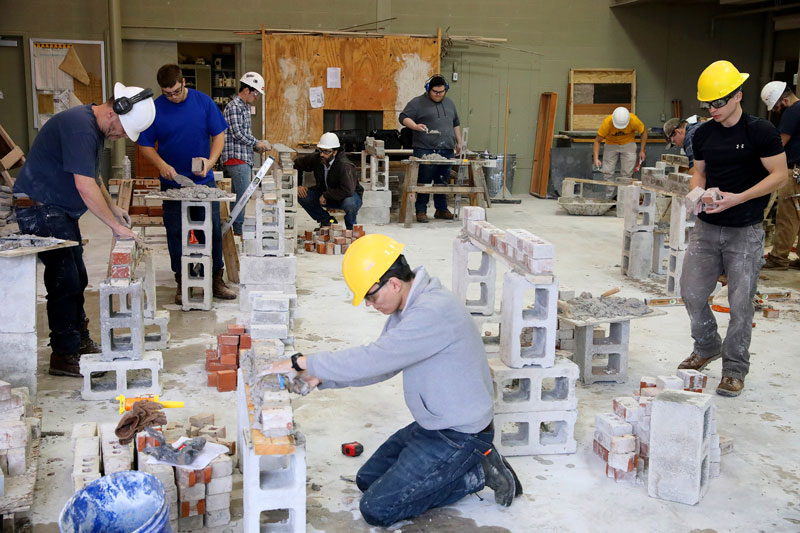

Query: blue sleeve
left=205, top=96, right=227, bottom=137
left=137, top=122, right=157, bottom=148
left=62, top=132, right=99, bottom=177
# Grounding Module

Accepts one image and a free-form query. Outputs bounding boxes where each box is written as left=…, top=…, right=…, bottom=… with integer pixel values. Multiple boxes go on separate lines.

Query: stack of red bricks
left=206, top=324, right=251, bottom=392
left=109, top=235, right=142, bottom=283
left=302, top=224, right=366, bottom=254
left=593, top=371, right=709, bottom=484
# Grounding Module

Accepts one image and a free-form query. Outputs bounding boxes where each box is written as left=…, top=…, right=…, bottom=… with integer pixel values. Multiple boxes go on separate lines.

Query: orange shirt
left=597, top=113, right=645, bottom=145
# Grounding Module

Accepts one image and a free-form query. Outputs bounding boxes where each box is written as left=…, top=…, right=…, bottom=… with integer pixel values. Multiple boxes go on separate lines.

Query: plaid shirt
left=222, top=96, right=258, bottom=165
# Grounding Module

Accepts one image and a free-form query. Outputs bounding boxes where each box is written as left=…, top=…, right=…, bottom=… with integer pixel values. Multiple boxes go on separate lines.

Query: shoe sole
left=48, top=369, right=83, bottom=378
left=678, top=353, right=721, bottom=372
left=716, top=387, right=742, bottom=397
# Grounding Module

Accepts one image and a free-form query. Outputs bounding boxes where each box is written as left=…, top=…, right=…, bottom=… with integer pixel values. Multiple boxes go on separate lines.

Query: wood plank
left=530, top=92, right=558, bottom=198
left=219, top=200, right=239, bottom=284
left=406, top=186, right=483, bottom=193
left=0, top=146, right=23, bottom=171
left=573, top=103, right=630, bottom=115
left=0, top=239, right=78, bottom=258
left=571, top=69, right=635, bottom=84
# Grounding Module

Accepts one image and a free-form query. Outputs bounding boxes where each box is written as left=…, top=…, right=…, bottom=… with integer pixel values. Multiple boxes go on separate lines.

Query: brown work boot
left=434, top=209, right=455, bottom=220
left=716, top=376, right=744, bottom=397
left=174, top=273, right=182, bottom=306
left=48, top=352, right=82, bottom=378
left=677, top=351, right=721, bottom=372
left=790, top=258, right=800, bottom=270
left=762, top=256, right=788, bottom=270
left=416, top=212, right=429, bottom=223
left=79, top=317, right=101, bottom=355
left=213, top=269, right=236, bottom=300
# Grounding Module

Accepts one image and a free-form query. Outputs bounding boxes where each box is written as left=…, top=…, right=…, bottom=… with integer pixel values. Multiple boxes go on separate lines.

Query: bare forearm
left=454, top=126, right=462, bottom=149
left=740, top=170, right=787, bottom=203
left=639, top=131, right=648, bottom=153
left=593, top=139, right=601, bottom=161
left=209, top=133, right=224, bottom=166
left=76, top=178, right=122, bottom=232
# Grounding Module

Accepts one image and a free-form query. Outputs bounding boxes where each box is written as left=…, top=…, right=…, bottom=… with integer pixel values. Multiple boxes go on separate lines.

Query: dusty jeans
left=601, top=142, right=637, bottom=181
left=680, top=218, right=764, bottom=380
left=766, top=172, right=800, bottom=266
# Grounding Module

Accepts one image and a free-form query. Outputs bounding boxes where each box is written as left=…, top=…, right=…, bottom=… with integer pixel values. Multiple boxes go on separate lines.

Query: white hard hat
left=611, top=107, right=630, bottom=129
left=114, top=82, right=155, bottom=142
left=240, top=72, right=265, bottom=95
left=317, top=132, right=341, bottom=150
left=761, top=80, right=787, bottom=111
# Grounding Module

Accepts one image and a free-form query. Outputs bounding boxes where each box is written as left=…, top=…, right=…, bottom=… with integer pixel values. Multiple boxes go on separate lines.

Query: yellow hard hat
left=342, top=234, right=405, bottom=306
left=697, top=60, right=749, bottom=102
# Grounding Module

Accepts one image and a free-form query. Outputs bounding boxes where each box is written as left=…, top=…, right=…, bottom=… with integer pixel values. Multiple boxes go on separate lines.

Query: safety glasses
left=364, top=278, right=389, bottom=303
left=700, top=89, right=739, bottom=110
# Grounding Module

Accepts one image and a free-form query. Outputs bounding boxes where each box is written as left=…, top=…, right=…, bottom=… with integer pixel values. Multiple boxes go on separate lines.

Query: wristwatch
left=290, top=353, right=303, bottom=372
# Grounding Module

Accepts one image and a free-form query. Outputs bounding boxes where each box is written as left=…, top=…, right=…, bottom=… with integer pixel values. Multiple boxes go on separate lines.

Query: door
left=0, top=36, right=30, bottom=163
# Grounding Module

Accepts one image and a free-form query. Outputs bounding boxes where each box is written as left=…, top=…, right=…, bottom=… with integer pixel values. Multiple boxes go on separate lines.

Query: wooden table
left=398, top=157, right=495, bottom=227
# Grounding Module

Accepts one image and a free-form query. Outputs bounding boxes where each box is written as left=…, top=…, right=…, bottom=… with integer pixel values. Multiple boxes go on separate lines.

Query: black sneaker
left=480, top=447, right=522, bottom=506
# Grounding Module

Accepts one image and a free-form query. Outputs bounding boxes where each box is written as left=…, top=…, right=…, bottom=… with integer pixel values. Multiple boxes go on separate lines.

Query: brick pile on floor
left=301, top=224, right=366, bottom=254
left=206, top=324, right=251, bottom=392
left=0, top=382, right=38, bottom=496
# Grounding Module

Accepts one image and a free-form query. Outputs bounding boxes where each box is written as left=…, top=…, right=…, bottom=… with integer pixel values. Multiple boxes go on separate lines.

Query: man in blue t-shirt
left=139, top=64, right=235, bottom=304
left=663, top=115, right=705, bottom=171
left=677, top=61, right=787, bottom=397
left=13, top=83, right=155, bottom=377
left=760, top=81, right=800, bottom=270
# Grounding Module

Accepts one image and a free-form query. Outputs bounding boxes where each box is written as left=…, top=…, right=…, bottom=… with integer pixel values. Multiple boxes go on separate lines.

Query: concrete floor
left=24, top=196, right=800, bottom=532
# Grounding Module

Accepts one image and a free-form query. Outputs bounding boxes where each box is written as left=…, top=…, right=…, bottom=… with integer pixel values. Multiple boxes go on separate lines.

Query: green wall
left=0, top=0, right=770, bottom=192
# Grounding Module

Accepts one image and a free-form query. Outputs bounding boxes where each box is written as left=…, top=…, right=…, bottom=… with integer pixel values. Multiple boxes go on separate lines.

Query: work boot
left=213, top=269, right=236, bottom=300
left=480, top=446, right=522, bottom=507
left=79, top=317, right=101, bottom=355
left=716, top=376, right=744, bottom=397
left=174, top=273, right=182, bottom=306
left=762, top=256, right=788, bottom=270
left=790, top=258, right=800, bottom=270
left=434, top=209, right=454, bottom=220
left=677, top=351, right=721, bottom=372
left=416, top=212, right=429, bottom=223
left=48, top=352, right=82, bottom=378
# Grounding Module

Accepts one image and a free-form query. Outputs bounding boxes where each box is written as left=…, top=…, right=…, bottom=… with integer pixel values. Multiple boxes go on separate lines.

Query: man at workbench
left=13, top=83, right=154, bottom=377
left=400, top=74, right=462, bottom=223
left=678, top=60, right=786, bottom=397
left=593, top=107, right=647, bottom=181
left=267, top=234, right=523, bottom=527
left=760, top=80, right=800, bottom=270
left=294, top=132, right=363, bottom=230
left=222, top=72, right=271, bottom=236
left=139, top=64, right=236, bottom=304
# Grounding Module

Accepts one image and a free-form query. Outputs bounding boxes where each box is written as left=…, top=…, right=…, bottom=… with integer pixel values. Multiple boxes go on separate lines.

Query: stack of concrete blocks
left=181, top=201, right=213, bottom=311
left=71, top=422, right=101, bottom=491
left=621, top=184, right=655, bottom=280
left=0, top=251, right=38, bottom=396
left=238, top=254, right=297, bottom=313
left=358, top=138, right=392, bottom=225
left=555, top=287, right=576, bottom=353
left=243, top=194, right=286, bottom=259
left=270, top=156, right=298, bottom=255
left=141, top=250, right=169, bottom=350
left=574, top=319, right=631, bottom=385
left=249, top=291, right=297, bottom=348
left=80, top=238, right=163, bottom=400
left=238, top=347, right=306, bottom=532
left=666, top=198, right=696, bottom=296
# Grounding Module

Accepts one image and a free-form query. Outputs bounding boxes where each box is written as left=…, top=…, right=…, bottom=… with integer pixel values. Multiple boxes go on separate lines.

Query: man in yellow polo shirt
left=593, top=107, right=647, bottom=181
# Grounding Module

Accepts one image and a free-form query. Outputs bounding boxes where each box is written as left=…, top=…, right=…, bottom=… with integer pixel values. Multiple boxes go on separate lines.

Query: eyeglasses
left=364, top=279, right=389, bottom=303
left=700, top=91, right=737, bottom=110
left=162, top=81, right=184, bottom=98
left=430, top=88, right=446, bottom=95
left=319, top=149, right=334, bottom=155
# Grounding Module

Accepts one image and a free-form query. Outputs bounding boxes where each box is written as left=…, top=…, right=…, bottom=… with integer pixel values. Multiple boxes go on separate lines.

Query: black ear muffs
left=113, top=88, right=154, bottom=115
left=424, top=74, right=450, bottom=93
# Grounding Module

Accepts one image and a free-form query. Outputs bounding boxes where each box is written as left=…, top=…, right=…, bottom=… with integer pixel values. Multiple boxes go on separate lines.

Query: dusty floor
left=23, top=196, right=800, bottom=532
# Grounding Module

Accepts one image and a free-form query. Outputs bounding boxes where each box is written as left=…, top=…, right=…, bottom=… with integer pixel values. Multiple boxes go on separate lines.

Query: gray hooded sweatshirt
left=305, top=267, right=494, bottom=434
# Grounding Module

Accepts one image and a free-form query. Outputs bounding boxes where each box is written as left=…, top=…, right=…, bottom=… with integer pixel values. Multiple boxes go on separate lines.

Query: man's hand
left=194, top=157, right=212, bottom=176
left=319, top=195, right=327, bottom=206
left=159, top=164, right=178, bottom=181
left=114, top=224, right=139, bottom=243
left=255, top=141, right=271, bottom=154
left=112, top=206, right=132, bottom=228
left=703, top=190, right=741, bottom=214
left=593, top=157, right=602, bottom=169
left=416, top=123, right=428, bottom=133
left=639, top=151, right=646, bottom=164
left=298, top=185, right=308, bottom=199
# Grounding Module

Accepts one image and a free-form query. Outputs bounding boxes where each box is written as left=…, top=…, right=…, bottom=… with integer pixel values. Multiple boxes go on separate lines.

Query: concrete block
left=99, top=279, right=145, bottom=361
left=621, top=230, right=654, bottom=280
left=7, top=447, right=26, bottom=476
left=357, top=206, right=390, bottom=225
left=499, top=271, right=558, bottom=369
left=0, top=421, right=27, bottom=450
left=362, top=189, right=392, bottom=207
left=141, top=251, right=156, bottom=319
left=209, top=453, right=233, bottom=478
left=624, top=187, right=656, bottom=232
left=612, top=397, right=640, bottom=422
left=652, top=231, right=668, bottom=275
left=180, top=201, right=212, bottom=256
left=178, top=481, right=205, bottom=502
left=0, top=255, right=36, bottom=333
left=71, top=423, right=97, bottom=451
left=144, top=310, right=170, bottom=351
left=575, top=321, right=630, bottom=384
left=204, top=508, right=231, bottom=527
left=493, top=410, right=577, bottom=456
left=460, top=206, right=485, bottom=226
left=0, top=333, right=37, bottom=397
left=206, top=474, right=232, bottom=495
left=595, top=413, right=633, bottom=438
left=178, top=514, right=204, bottom=531
left=238, top=255, right=297, bottom=286
left=205, top=492, right=231, bottom=512
left=250, top=324, right=290, bottom=340
left=79, top=351, right=163, bottom=400
left=669, top=199, right=693, bottom=251
left=648, top=390, right=715, bottom=505
left=489, top=357, right=578, bottom=413
left=666, top=248, right=685, bottom=297
left=452, top=238, right=497, bottom=316
left=181, top=255, right=212, bottom=311
left=656, top=375, right=684, bottom=391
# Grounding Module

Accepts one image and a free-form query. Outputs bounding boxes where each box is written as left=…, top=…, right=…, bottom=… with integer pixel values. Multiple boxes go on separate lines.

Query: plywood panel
left=567, top=69, right=635, bottom=131
left=572, top=103, right=630, bottom=115
left=262, top=33, right=439, bottom=147
left=571, top=69, right=635, bottom=84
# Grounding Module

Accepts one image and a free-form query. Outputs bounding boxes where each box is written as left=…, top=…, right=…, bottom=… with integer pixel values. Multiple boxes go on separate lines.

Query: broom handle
left=502, top=87, right=510, bottom=199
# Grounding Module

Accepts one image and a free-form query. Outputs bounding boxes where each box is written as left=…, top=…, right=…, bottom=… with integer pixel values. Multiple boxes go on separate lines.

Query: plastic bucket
left=59, top=471, right=171, bottom=533
left=481, top=154, right=517, bottom=197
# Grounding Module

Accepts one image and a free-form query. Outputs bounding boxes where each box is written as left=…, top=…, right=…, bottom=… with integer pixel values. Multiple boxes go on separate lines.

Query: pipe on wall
left=109, top=0, right=124, bottom=178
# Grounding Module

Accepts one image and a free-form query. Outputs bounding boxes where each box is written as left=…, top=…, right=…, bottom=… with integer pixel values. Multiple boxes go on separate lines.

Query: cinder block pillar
left=499, top=271, right=557, bottom=368
left=574, top=320, right=630, bottom=384
left=452, top=238, right=496, bottom=316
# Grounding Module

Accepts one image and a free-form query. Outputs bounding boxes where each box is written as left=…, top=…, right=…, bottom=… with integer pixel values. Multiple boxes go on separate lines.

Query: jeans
left=162, top=185, right=224, bottom=275
left=298, top=189, right=362, bottom=229
left=601, top=142, right=637, bottom=181
left=413, top=148, right=454, bottom=213
left=15, top=205, right=87, bottom=354
left=223, top=163, right=252, bottom=234
left=355, top=421, right=493, bottom=527
left=766, top=172, right=800, bottom=265
left=680, top=218, right=764, bottom=380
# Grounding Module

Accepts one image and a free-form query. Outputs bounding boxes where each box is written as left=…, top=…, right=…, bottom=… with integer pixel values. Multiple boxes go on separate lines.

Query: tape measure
left=341, top=441, right=363, bottom=457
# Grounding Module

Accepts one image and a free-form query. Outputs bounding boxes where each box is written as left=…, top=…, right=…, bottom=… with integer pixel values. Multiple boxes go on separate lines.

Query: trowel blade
left=174, top=174, right=197, bottom=187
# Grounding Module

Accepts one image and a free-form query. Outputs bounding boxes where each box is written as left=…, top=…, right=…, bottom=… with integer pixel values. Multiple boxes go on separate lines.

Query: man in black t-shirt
left=677, top=61, right=787, bottom=397
left=760, top=81, right=800, bottom=270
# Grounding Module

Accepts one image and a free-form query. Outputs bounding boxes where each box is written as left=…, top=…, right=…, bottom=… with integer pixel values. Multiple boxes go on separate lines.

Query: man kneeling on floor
left=268, top=234, right=522, bottom=527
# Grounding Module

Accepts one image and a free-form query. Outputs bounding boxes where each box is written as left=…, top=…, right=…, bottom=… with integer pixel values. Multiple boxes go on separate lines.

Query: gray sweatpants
left=679, top=218, right=765, bottom=380
left=601, top=142, right=637, bottom=181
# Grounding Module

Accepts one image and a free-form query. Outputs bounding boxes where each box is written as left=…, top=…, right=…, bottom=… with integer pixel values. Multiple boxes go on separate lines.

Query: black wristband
left=290, top=353, right=303, bottom=372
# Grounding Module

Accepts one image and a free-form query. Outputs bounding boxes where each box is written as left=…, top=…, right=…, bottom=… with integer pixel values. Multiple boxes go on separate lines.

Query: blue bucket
left=59, top=471, right=171, bottom=533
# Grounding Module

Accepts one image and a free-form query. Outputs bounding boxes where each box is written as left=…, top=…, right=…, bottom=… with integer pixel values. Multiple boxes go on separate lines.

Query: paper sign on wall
left=327, top=67, right=341, bottom=89
left=309, top=86, right=324, bottom=108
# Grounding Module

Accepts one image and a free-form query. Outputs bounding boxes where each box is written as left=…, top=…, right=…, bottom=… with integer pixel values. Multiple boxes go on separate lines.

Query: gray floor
left=26, top=196, right=800, bottom=532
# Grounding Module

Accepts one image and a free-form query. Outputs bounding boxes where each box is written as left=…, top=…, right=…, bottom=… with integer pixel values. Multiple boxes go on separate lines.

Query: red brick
left=196, top=499, right=206, bottom=515
left=304, top=231, right=313, bottom=240
left=111, top=250, right=132, bottom=265
left=227, top=324, right=245, bottom=335
left=110, top=265, right=131, bottom=278
left=593, top=439, right=609, bottom=462
left=220, top=350, right=237, bottom=366
left=207, top=372, right=218, bottom=387
left=148, top=206, right=163, bottom=217
left=180, top=501, right=190, bottom=518
left=206, top=349, right=218, bottom=361
left=219, top=343, right=237, bottom=357
left=200, top=466, right=212, bottom=483
left=315, top=243, right=326, bottom=254
left=207, top=361, right=237, bottom=372
left=217, top=370, right=236, bottom=392
left=239, top=334, right=251, bottom=350
left=128, top=205, right=149, bottom=215
left=326, top=243, right=334, bottom=254
left=304, top=242, right=314, bottom=252
left=353, top=225, right=363, bottom=232
left=763, top=308, right=779, bottom=318
left=218, top=334, right=239, bottom=346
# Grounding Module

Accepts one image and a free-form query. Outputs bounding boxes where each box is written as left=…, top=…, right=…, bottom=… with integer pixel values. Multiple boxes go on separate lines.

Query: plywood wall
left=567, top=69, right=636, bottom=131
left=262, top=33, right=440, bottom=146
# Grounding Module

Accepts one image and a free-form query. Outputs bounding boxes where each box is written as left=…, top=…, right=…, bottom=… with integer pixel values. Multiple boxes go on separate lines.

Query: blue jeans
left=223, top=163, right=252, bottom=234
left=413, top=148, right=454, bottom=213
left=15, top=205, right=87, bottom=354
left=161, top=186, right=224, bottom=275
left=356, top=421, right=493, bottom=527
left=298, top=189, right=362, bottom=229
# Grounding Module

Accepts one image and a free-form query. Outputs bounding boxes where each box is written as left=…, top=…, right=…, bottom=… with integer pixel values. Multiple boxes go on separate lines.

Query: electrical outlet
left=660, top=113, right=665, bottom=122
left=452, top=72, right=458, bottom=82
